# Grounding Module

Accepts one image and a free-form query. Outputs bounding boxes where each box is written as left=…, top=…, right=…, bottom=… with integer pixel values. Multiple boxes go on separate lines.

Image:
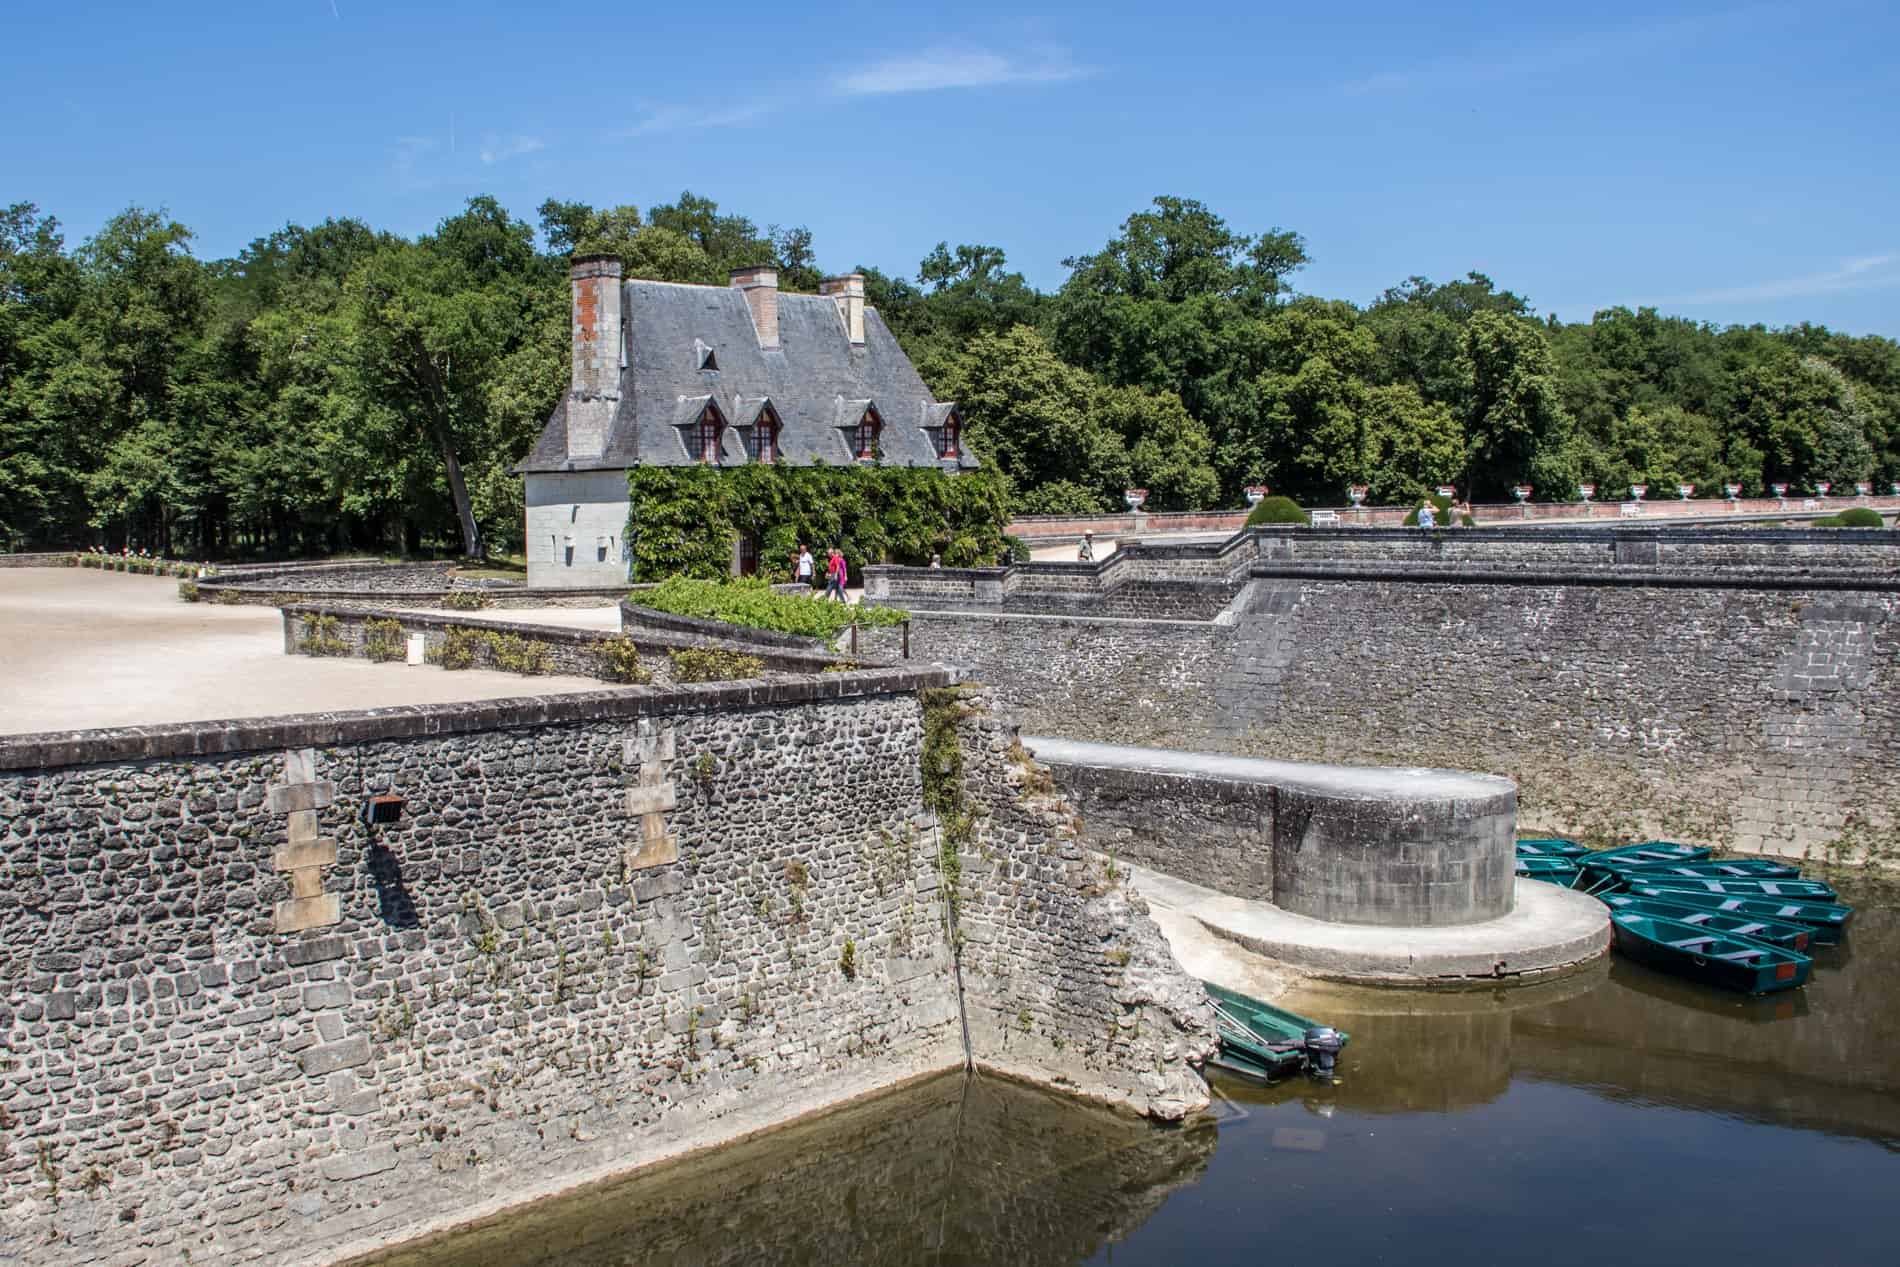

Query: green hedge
left=1245, top=495, right=1310, bottom=526
left=643, top=576, right=907, bottom=640
left=1812, top=507, right=1887, bottom=528
left=626, top=465, right=1011, bottom=581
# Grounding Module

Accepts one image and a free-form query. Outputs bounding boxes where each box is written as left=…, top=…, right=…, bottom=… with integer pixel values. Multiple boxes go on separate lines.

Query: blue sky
left=6, top=1, right=1898, bottom=336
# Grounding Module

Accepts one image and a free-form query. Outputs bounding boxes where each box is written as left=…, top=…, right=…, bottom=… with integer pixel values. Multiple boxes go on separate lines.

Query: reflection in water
left=358, top=878, right=1900, bottom=1267
left=357, top=1074, right=1216, bottom=1267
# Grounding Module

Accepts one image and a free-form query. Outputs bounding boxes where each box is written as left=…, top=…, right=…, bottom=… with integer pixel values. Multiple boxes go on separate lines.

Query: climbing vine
left=922, top=687, right=978, bottom=921
left=625, top=464, right=1011, bottom=580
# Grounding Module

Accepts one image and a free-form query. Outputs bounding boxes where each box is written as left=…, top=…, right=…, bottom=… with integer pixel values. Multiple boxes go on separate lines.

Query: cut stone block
left=625, top=784, right=678, bottom=816
left=268, top=781, right=336, bottom=815
left=274, top=893, right=341, bottom=934
left=275, top=838, right=338, bottom=872
left=624, top=833, right=678, bottom=871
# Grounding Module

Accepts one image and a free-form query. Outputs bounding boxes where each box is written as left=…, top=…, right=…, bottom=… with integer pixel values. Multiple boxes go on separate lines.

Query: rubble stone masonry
left=0, top=673, right=1211, bottom=1266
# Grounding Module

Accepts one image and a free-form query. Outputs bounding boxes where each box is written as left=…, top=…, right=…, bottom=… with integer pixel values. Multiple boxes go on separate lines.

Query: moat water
left=363, top=873, right=1899, bottom=1267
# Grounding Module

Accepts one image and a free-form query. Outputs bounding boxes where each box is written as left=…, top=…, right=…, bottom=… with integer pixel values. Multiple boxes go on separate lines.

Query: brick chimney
left=730, top=266, right=779, bottom=349
left=568, top=254, right=622, bottom=460
left=820, top=273, right=865, bottom=345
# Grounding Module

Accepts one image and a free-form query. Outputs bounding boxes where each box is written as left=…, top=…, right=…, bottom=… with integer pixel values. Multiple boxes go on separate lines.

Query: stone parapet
left=1025, top=736, right=1518, bottom=926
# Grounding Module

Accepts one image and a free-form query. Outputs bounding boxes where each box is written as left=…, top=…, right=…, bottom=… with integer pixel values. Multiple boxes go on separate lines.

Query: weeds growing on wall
left=434, top=627, right=480, bottom=670
left=363, top=618, right=406, bottom=662
left=297, top=613, right=347, bottom=657
left=642, top=576, right=906, bottom=639
left=430, top=626, right=553, bottom=674
left=443, top=589, right=493, bottom=611
left=176, top=580, right=198, bottom=602
left=625, top=464, right=1011, bottom=581
left=593, top=636, right=652, bottom=684
left=922, top=687, right=979, bottom=923
left=668, top=647, right=764, bottom=682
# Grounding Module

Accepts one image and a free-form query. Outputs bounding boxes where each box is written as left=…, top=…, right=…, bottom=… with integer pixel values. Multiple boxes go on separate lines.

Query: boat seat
left=1668, top=936, right=1716, bottom=951
left=1733, top=922, right=1767, bottom=935
left=1714, top=949, right=1765, bottom=963
left=1683, top=913, right=1711, bottom=924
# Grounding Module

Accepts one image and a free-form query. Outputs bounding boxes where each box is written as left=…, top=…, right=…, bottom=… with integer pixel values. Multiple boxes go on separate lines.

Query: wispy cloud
left=478, top=134, right=545, bottom=165
left=1344, top=5, right=1775, bottom=95
left=621, top=102, right=774, bottom=137
left=1658, top=254, right=1900, bottom=306
left=618, top=43, right=1091, bottom=143
left=833, top=47, right=1090, bottom=96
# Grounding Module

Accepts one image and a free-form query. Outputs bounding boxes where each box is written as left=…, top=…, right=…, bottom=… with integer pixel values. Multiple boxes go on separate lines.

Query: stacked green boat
left=1512, top=837, right=1855, bottom=995
left=1203, top=980, right=1348, bottom=1082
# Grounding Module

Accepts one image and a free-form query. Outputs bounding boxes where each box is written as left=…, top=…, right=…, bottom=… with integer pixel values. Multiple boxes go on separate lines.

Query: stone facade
left=0, top=674, right=1211, bottom=1267
left=523, top=471, right=633, bottom=590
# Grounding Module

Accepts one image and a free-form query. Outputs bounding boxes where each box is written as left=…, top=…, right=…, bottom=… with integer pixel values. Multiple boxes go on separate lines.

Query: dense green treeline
left=4, top=192, right=1897, bottom=555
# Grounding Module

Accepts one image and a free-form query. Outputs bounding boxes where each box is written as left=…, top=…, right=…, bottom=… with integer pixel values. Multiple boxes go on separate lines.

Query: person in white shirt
left=796, top=544, right=814, bottom=588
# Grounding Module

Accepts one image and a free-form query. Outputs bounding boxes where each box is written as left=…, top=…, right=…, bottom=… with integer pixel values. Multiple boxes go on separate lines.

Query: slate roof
left=516, top=281, right=978, bottom=474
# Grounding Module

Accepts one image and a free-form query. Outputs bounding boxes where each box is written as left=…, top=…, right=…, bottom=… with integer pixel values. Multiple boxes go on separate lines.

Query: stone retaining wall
left=0, top=553, right=76, bottom=568
left=874, top=567, right=1900, bottom=865
left=0, top=676, right=1212, bottom=1267
left=281, top=605, right=854, bottom=684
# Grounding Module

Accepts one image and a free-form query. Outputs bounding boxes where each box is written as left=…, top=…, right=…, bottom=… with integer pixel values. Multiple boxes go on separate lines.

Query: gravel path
left=0, top=569, right=609, bottom=735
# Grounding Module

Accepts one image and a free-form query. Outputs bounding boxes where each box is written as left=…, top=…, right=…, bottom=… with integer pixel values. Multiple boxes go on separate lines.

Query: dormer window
left=694, top=339, right=718, bottom=371
left=855, top=409, right=882, bottom=461
left=696, top=408, right=722, bottom=464
left=937, top=415, right=960, bottom=460
left=746, top=406, right=780, bottom=464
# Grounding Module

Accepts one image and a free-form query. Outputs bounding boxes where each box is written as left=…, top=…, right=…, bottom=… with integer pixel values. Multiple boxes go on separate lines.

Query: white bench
left=1619, top=502, right=1643, bottom=518
left=1310, top=510, right=1341, bottom=526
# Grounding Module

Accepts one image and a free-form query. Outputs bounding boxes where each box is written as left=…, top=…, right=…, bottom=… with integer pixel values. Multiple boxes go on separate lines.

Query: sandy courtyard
left=0, top=569, right=617, bottom=736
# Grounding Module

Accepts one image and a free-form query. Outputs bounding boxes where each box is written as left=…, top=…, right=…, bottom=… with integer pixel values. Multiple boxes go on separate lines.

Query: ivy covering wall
left=626, top=465, right=1012, bottom=580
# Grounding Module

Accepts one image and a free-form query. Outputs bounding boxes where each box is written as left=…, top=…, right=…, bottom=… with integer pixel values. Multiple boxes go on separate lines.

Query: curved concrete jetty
left=1025, top=736, right=1518, bottom=927
left=1130, top=864, right=1609, bottom=985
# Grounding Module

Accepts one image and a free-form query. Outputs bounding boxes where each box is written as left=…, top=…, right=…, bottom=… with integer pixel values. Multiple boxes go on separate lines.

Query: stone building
left=516, top=256, right=978, bottom=588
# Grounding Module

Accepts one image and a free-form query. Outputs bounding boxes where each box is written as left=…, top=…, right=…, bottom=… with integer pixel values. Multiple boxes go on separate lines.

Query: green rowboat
left=1515, top=838, right=1592, bottom=859
left=1608, top=910, right=1812, bottom=994
left=1620, top=885, right=1853, bottom=943
left=1629, top=875, right=1838, bottom=901
left=1582, top=842, right=1712, bottom=867
left=1203, top=980, right=1348, bottom=1082
left=1598, top=893, right=1813, bottom=952
left=1611, top=858, right=1802, bottom=880
left=1514, top=856, right=1582, bottom=884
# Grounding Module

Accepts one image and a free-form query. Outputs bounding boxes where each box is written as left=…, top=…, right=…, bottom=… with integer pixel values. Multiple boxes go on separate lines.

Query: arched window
left=855, top=409, right=881, bottom=460
left=938, top=415, right=960, bottom=460
left=697, top=409, right=721, bottom=464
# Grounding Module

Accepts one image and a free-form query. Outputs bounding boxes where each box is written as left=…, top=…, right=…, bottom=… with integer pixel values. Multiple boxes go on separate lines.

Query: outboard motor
left=1303, top=1026, right=1343, bottom=1079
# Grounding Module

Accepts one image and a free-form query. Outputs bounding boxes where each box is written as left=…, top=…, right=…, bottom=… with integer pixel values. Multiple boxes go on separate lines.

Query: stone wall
left=1024, top=738, right=1517, bottom=926
left=0, top=674, right=1212, bottom=1267
left=929, top=691, right=1217, bottom=1117
left=876, top=568, right=1900, bottom=865
left=0, top=553, right=75, bottom=569
left=281, top=605, right=856, bottom=682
